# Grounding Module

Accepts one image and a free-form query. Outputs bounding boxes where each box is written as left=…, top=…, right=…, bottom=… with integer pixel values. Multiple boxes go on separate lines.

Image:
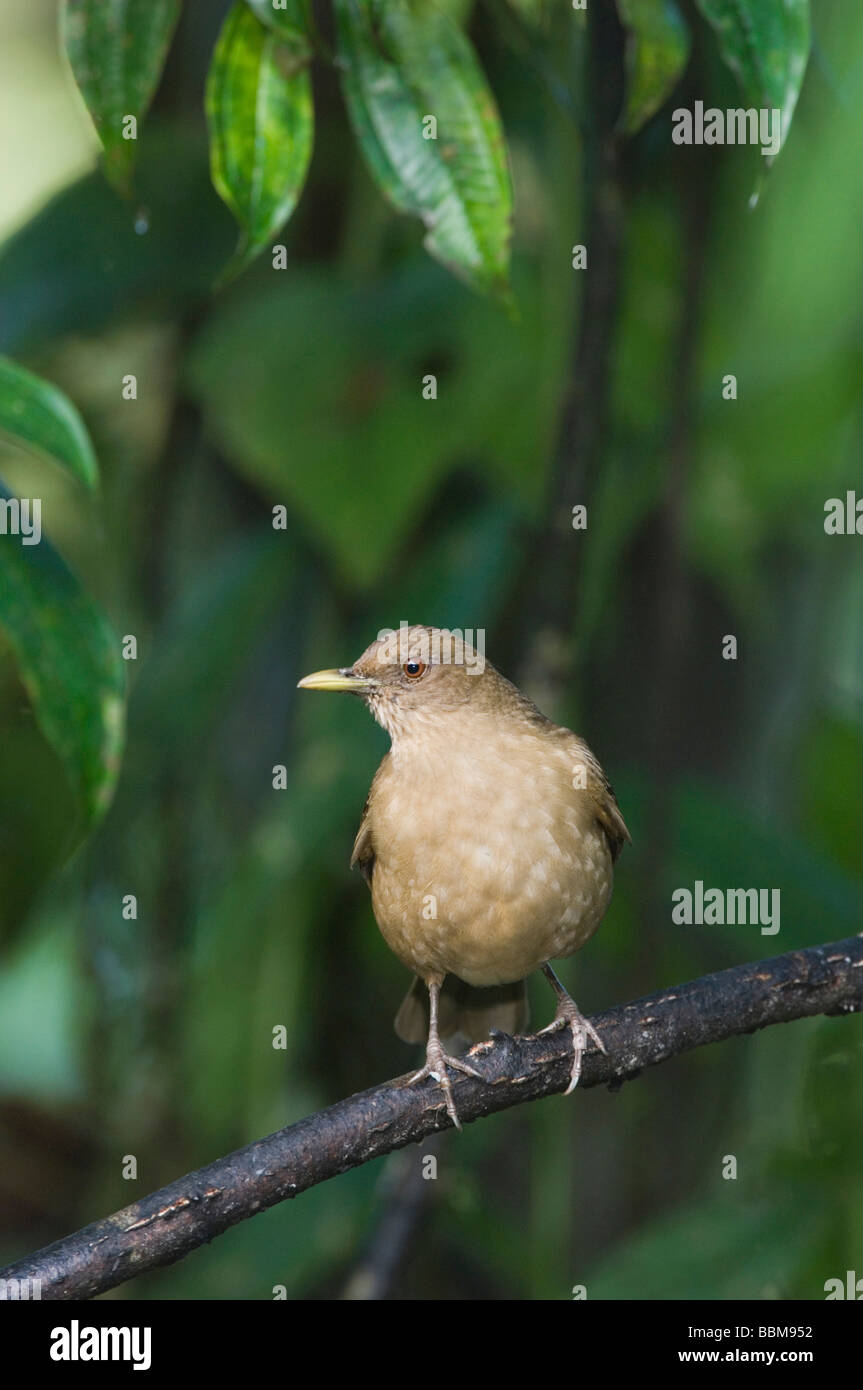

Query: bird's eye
left=402, top=660, right=427, bottom=680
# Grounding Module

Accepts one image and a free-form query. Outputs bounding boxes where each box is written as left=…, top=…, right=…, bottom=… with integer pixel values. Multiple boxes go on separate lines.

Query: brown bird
left=298, top=625, right=629, bottom=1127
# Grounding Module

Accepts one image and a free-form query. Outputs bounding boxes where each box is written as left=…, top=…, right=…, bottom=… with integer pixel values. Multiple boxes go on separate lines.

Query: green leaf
left=187, top=263, right=561, bottom=586
left=244, top=0, right=314, bottom=53
left=62, top=0, right=181, bottom=197
left=616, top=0, right=690, bottom=134
left=694, top=0, right=811, bottom=153
left=206, top=2, right=314, bottom=281
left=334, top=0, right=513, bottom=295
left=0, top=357, right=98, bottom=491
left=0, top=486, right=125, bottom=829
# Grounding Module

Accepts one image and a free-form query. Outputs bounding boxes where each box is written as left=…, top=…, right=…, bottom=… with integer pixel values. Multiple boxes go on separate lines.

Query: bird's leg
left=539, top=963, right=607, bottom=1095
left=407, top=976, right=483, bottom=1130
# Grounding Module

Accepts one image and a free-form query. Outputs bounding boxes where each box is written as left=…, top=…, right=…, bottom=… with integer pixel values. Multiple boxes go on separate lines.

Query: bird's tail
left=395, top=975, right=529, bottom=1048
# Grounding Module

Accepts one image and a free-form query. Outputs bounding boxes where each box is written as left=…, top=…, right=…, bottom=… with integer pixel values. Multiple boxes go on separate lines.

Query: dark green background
left=0, top=0, right=861, bottom=1299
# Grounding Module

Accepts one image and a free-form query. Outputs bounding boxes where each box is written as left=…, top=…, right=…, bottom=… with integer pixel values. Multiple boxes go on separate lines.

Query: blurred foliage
left=62, top=0, right=182, bottom=195
left=694, top=0, right=811, bottom=151
left=0, top=0, right=861, bottom=1302
left=0, top=356, right=98, bottom=490
left=334, top=0, right=513, bottom=295
left=616, top=0, right=690, bottom=136
left=206, top=2, right=314, bottom=281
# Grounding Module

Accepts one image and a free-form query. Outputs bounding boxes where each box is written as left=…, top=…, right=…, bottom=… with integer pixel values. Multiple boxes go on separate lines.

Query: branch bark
left=3, top=934, right=861, bottom=1301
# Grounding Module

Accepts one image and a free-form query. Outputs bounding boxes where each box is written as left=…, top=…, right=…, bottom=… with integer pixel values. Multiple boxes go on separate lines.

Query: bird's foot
left=539, top=996, right=606, bottom=1094
left=408, top=1040, right=483, bottom=1131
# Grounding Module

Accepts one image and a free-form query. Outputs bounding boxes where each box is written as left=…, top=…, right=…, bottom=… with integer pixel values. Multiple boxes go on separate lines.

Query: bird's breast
left=366, top=727, right=614, bottom=986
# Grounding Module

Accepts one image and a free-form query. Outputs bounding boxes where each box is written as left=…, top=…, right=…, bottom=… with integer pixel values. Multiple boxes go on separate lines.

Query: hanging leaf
left=244, top=0, right=314, bottom=54
left=334, top=0, right=513, bottom=296
left=616, top=0, right=690, bottom=135
left=206, top=2, right=314, bottom=281
left=694, top=0, right=811, bottom=154
left=0, top=357, right=99, bottom=491
left=62, top=0, right=181, bottom=197
left=0, top=486, right=125, bottom=829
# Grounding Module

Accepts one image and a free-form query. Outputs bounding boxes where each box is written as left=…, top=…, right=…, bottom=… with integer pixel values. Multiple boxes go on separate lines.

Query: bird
left=297, top=625, right=629, bottom=1128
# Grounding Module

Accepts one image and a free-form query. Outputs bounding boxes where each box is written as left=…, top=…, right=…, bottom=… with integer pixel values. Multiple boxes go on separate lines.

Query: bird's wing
left=586, top=756, right=631, bottom=862
left=563, top=734, right=631, bottom=862
left=351, top=754, right=390, bottom=886
left=350, top=798, right=375, bottom=885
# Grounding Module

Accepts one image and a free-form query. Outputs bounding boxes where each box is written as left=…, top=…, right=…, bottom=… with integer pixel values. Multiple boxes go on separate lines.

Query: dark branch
left=3, top=935, right=861, bottom=1301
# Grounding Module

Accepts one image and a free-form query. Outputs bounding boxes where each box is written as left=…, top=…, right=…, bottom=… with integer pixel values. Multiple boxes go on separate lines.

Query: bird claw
left=408, top=1043, right=483, bottom=1130
left=540, top=998, right=606, bottom=1094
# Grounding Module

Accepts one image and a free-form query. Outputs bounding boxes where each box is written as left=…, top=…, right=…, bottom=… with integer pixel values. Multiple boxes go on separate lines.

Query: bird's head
left=297, top=625, right=502, bottom=742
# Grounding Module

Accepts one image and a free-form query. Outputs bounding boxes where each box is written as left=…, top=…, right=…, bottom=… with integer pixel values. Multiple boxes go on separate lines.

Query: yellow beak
left=297, top=668, right=377, bottom=692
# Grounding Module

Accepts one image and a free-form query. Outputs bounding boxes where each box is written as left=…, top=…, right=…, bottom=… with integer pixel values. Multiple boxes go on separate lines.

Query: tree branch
left=3, top=935, right=861, bottom=1300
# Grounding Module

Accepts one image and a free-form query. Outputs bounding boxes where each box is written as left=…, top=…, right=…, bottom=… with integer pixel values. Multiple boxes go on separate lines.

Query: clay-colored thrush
left=298, top=626, right=629, bottom=1127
